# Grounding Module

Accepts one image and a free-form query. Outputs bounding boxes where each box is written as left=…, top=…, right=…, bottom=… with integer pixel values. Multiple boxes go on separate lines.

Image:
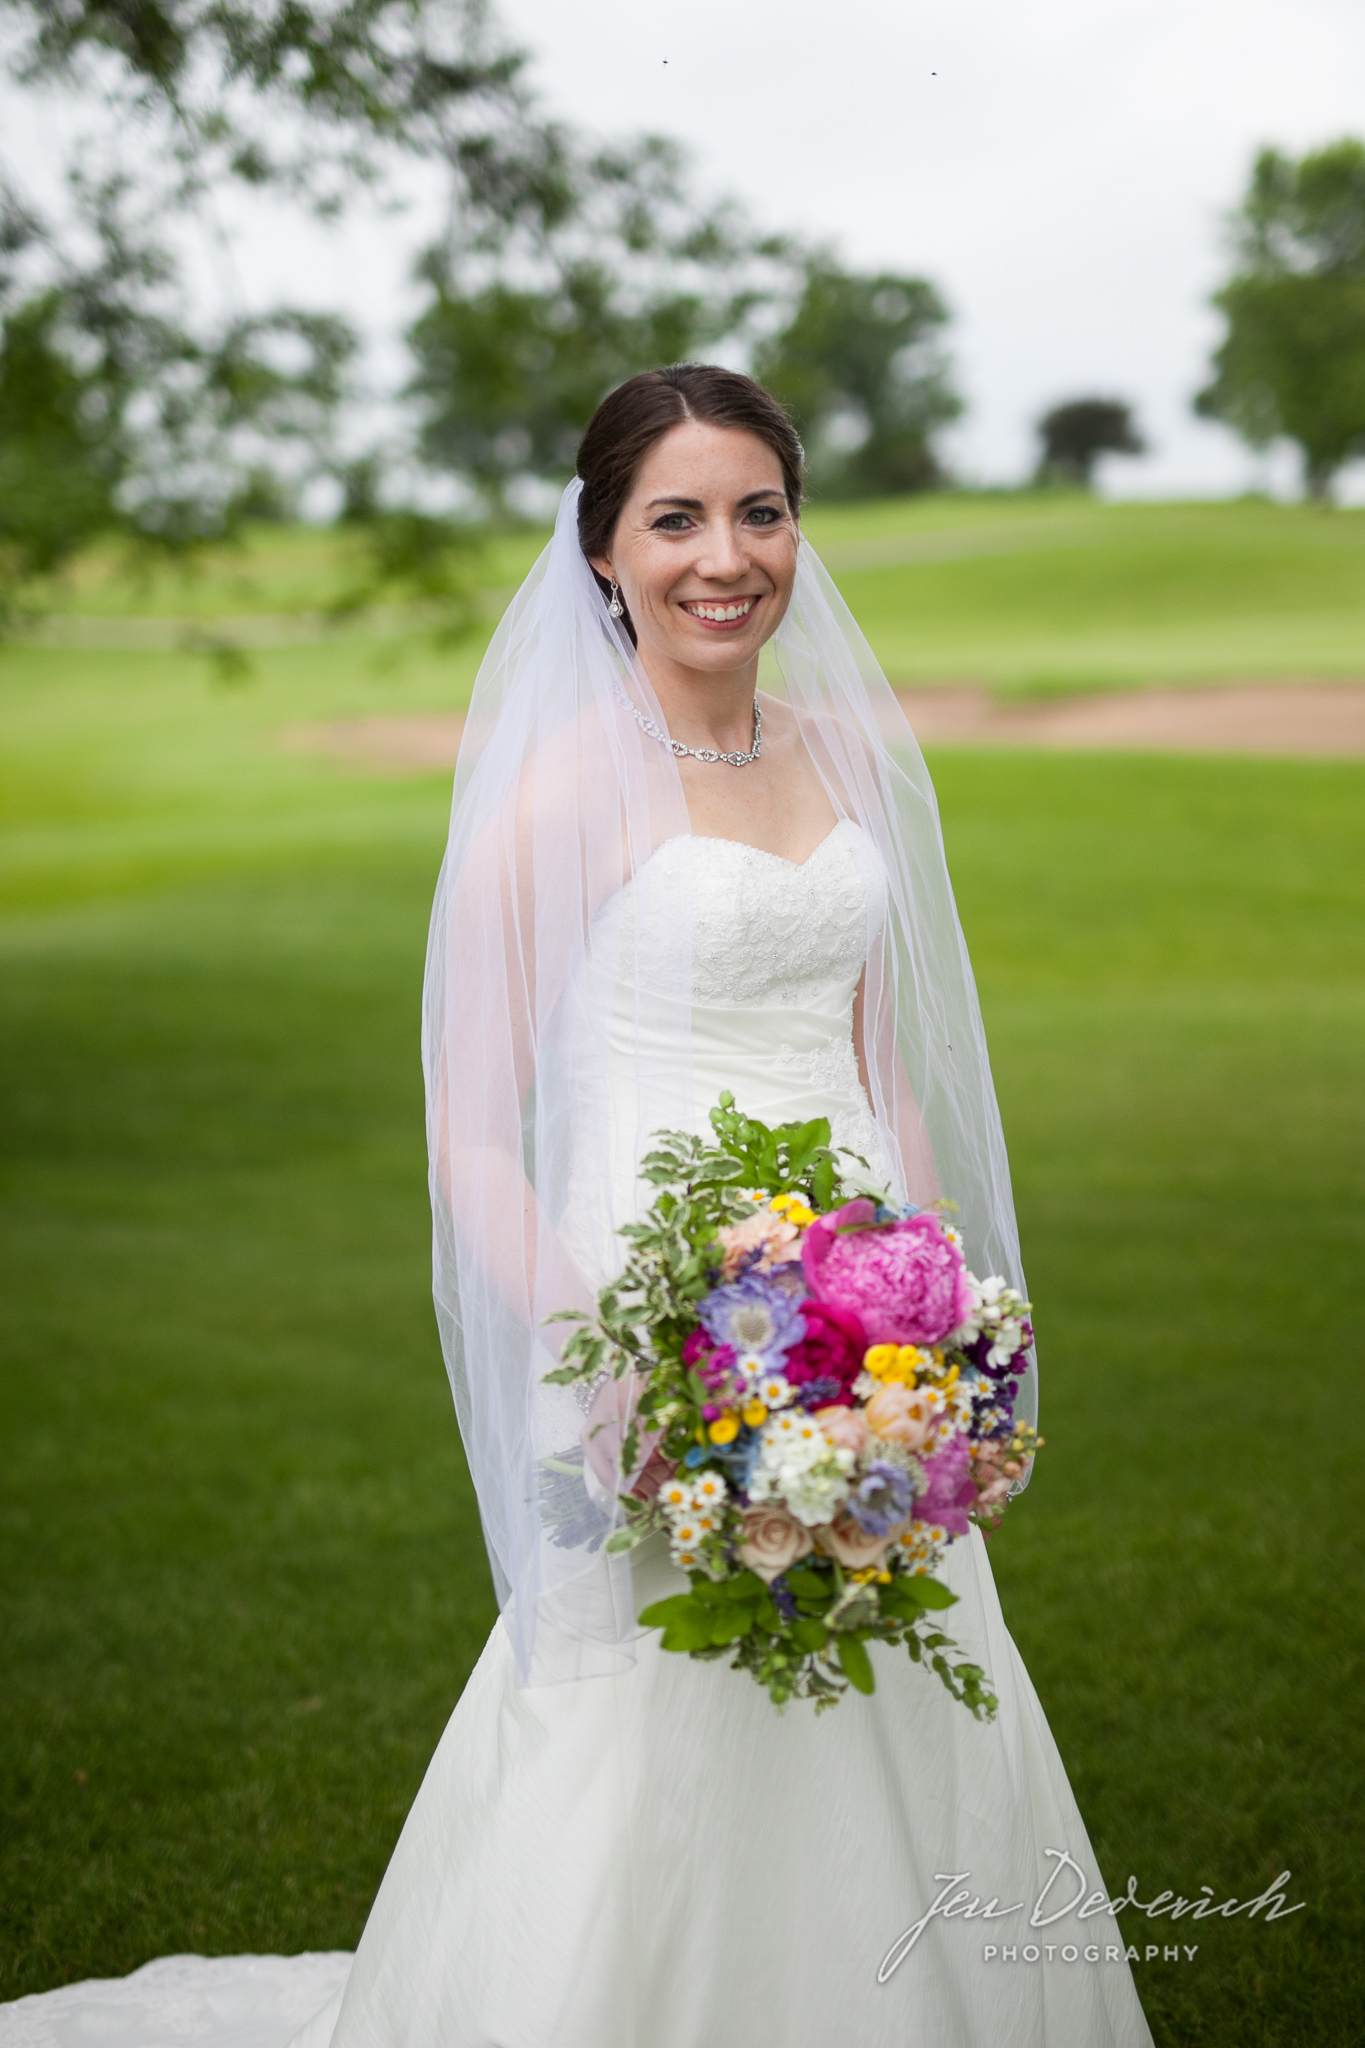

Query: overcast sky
left=10, top=0, right=1365, bottom=500
left=499, top=0, right=1365, bottom=498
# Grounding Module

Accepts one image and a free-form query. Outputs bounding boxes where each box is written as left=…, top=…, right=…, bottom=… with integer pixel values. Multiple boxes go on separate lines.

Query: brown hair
left=576, top=364, right=803, bottom=624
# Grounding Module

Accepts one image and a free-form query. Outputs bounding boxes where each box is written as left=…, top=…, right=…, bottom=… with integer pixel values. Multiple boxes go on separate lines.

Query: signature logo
left=878, top=1849, right=1304, bottom=1982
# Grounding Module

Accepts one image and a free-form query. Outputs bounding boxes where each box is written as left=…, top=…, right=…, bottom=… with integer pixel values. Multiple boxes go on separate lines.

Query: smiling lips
left=681, top=597, right=756, bottom=624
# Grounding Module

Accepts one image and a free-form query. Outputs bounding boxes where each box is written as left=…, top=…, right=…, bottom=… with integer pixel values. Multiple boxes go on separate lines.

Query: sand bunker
left=284, top=682, right=1365, bottom=772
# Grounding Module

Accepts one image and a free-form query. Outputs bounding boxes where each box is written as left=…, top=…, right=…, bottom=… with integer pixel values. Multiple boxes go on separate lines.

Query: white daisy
left=690, top=1470, right=728, bottom=1510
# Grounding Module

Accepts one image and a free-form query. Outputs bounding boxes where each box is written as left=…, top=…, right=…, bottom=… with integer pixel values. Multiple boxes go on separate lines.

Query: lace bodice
left=576, top=820, right=890, bottom=1186
left=607, top=820, right=883, bottom=1006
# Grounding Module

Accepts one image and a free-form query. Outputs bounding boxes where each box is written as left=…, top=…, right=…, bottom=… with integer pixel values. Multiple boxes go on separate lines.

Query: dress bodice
left=607, top=821, right=883, bottom=1008
left=560, top=824, right=891, bottom=1295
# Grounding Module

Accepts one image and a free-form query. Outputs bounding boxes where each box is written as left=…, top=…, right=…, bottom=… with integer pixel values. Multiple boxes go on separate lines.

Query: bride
left=0, top=365, right=1153, bottom=2048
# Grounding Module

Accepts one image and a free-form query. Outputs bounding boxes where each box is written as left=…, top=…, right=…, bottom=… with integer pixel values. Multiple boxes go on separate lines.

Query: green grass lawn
left=21, top=489, right=1365, bottom=695
left=2, top=528, right=1363, bottom=2046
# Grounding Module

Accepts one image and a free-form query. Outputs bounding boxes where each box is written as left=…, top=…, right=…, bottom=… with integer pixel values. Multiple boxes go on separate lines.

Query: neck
left=635, top=647, right=760, bottom=754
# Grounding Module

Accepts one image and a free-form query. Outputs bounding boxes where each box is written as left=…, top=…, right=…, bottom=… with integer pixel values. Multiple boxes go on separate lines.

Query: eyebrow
left=643, top=488, right=786, bottom=510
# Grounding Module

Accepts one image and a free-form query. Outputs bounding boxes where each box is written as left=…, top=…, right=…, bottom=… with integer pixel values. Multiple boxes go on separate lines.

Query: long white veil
left=422, top=479, right=1034, bottom=1684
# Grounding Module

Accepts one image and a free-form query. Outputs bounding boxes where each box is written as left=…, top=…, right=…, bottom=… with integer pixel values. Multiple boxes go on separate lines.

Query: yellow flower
left=864, top=1344, right=925, bottom=1384
left=708, top=1413, right=740, bottom=1445
left=741, top=1399, right=768, bottom=1428
left=771, top=1193, right=816, bottom=1227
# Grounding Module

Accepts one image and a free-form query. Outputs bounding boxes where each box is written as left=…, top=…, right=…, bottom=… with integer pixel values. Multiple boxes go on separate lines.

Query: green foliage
left=406, top=136, right=786, bottom=509
left=0, top=184, right=359, bottom=622
left=407, top=265, right=714, bottom=504
left=2, top=0, right=528, bottom=207
left=1034, top=398, right=1144, bottom=489
left=0, top=290, right=118, bottom=612
left=755, top=263, right=961, bottom=497
left=1198, top=139, right=1365, bottom=500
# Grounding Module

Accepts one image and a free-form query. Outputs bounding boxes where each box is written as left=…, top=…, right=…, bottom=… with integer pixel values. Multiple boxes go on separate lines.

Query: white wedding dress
left=1, top=825, right=1152, bottom=2048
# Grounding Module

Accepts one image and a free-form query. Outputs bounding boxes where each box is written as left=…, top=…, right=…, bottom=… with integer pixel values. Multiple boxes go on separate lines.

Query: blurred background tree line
left=2, top=0, right=1364, bottom=633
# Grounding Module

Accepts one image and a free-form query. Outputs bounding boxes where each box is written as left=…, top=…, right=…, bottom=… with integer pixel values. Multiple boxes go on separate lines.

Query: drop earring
left=608, top=579, right=624, bottom=619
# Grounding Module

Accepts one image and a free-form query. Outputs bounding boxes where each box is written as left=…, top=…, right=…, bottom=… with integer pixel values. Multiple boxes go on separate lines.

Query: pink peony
left=813, top=1404, right=868, bottom=1457
left=736, top=1505, right=814, bottom=1583
left=803, top=1202, right=972, bottom=1347
left=714, top=1208, right=804, bottom=1281
left=915, top=1435, right=977, bottom=1537
left=815, top=1509, right=898, bottom=1571
left=784, top=1299, right=866, bottom=1396
left=865, top=1381, right=938, bottom=1452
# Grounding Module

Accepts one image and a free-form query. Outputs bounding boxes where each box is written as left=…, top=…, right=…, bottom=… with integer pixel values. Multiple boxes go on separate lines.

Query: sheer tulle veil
left=421, top=478, right=1035, bottom=1683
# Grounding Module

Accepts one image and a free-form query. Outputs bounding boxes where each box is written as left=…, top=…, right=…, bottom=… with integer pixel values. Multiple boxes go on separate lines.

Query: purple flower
left=792, top=1374, right=844, bottom=1411
left=962, top=1324, right=1034, bottom=1383
left=698, top=1272, right=806, bottom=1370
left=767, top=1574, right=800, bottom=1620
left=848, top=1459, right=914, bottom=1536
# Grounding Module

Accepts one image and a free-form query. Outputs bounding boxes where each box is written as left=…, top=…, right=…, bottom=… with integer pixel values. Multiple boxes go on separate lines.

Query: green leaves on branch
left=638, top=1558, right=991, bottom=1717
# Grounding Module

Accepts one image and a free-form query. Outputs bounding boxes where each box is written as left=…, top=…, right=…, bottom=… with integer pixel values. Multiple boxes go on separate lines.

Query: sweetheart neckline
left=674, top=821, right=845, bottom=872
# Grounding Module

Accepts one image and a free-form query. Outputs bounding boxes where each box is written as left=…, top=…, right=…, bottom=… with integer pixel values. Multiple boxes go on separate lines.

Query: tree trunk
left=1303, top=452, right=1338, bottom=504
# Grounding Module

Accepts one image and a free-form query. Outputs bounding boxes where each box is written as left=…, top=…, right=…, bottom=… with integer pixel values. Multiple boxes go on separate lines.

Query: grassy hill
left=20, top=490, right=1365, bottom=698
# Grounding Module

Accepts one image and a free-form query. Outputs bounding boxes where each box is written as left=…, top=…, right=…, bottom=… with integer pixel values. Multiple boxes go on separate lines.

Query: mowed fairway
left=2, top=501, right=1363, bottom=2048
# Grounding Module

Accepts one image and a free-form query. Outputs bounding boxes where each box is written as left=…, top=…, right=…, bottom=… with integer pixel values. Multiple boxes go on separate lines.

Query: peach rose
left=736, top=1504, right=815, bottom=1583
left=971, top=1441, right=1024, bottom=1509
left=714, top=1209, right=803, bottom=1281
left=815, top=1509, right=898, bottom=1571
left=865, top=1381, right=938, bottom=1452
left=814, top=1404, right=869, bottom=1458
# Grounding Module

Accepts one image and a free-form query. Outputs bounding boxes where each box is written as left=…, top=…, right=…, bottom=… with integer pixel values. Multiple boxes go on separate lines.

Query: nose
left=694, top=518, right=749, bottom=584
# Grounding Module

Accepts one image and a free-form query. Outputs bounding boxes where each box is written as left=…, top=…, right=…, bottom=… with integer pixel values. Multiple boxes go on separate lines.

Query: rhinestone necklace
left=614, top=688, right=762, bottom=768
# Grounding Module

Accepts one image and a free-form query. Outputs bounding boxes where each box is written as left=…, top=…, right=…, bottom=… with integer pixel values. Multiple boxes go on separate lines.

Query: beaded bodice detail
left=609, top=821, right=882, bottom=1006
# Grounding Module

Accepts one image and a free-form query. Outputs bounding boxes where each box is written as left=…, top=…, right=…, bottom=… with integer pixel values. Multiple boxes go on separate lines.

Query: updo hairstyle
left=576, top=364, right=803, bottom=637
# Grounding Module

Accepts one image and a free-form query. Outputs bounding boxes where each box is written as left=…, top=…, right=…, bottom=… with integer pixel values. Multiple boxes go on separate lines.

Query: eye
left=745, top=505, right=785, bottom=526
left=653, top=512, right=694, bottom=532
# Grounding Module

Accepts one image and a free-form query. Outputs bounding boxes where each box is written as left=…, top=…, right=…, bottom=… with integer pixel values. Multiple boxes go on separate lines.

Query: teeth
left=686, top=600, right=753, bottom=622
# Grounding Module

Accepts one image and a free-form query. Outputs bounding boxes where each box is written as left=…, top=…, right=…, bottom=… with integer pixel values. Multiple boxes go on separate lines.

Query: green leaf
left=638, top=1593, right=701, bottom=1629
left=837, top=1633, right=876, bottom=1694
left=790, top=1616, right=831, bottom=1653
left=909, top=1574, right=958, bottom=1610
left=660, top=1616, right=720, bottom=1653
left=707, top=1611, right=757, bottom=1646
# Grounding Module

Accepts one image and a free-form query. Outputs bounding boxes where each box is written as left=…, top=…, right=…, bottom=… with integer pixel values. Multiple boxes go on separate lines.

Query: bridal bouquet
left=544, top=1095, right=1039, bottom=1714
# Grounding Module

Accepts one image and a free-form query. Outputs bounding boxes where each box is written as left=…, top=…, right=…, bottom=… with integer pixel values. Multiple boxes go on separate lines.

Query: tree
left=754, top=264, right=961, bottom=497
left=1196, top=140, right=1365, bottom=502
left=0, top=1, right=538, bottom=617
left=1033, top=398, right=1144, bottom=488
left=0, top=172, right=357, bottom=618
left=406, top=136, right=785, bottom=510
left=0, top=1, right=797, bottom=615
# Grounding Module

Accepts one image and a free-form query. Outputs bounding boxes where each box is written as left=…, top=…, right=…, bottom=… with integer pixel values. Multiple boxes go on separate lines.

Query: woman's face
left=590, top=421, right=799, bottom=677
